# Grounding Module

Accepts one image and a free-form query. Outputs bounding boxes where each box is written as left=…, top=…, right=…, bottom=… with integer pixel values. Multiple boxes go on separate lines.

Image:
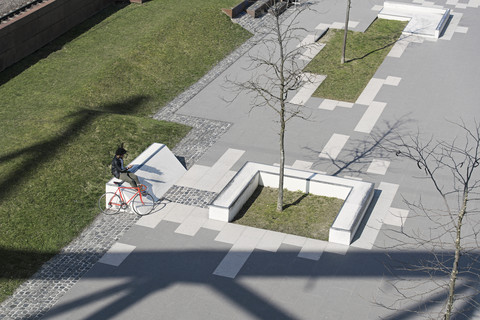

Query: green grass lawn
left=234, top=187, right=344, bottom=241
left=304, top=18, right=407, bottom=102
left=0, top=0, right=251, bottom=302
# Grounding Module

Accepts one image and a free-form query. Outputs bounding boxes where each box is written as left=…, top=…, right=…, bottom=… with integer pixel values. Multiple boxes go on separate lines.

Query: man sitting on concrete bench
left=111, top=145, right=142, bottom=190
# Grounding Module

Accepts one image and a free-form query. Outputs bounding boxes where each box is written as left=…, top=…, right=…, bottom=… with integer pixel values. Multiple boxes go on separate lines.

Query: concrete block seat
left=378, top=1, right=450, bottom=39
left=106, top=143, right=186, bottom=209
left=208, top=162, right=375, bottom=245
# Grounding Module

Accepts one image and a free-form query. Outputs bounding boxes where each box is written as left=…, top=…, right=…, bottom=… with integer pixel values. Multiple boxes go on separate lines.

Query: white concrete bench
left=378, top=1, right=450, bottom=39
left=208, top=162, right=374, bottom=245
left=106, top=143, right=186, bottom=209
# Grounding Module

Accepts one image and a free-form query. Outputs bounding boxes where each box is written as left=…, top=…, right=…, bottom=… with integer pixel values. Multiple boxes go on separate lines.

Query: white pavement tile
left=330, top=21, right=359, bottom=30
left=385, top=76, right=401, bottom=86
left=289, top=73, right=326, bottom=105
left=456, top=26, right=469, bottom=33
left=371, top=5, right=383, bottom=11
left=98, top=243, right=136, bottom=267
left=367, top=159, right=391, bottom=175
left=343, top=175, right=363, bottom=181
left=338, top=101, right=354, bottom=108
left=297, top=34, right=316, bottom=47
left=325, top=242, right=349, bottom=255
left=299, top=43, right=325, bottom=61
left=202, top=218, right=227, bottom=231
left=468, top=0, right=480, bottom=8
left=319, top=133, right=350, bottom=160
left=163, top=203, right=196, bottom=224
left=175, top=164, right=210, bottom=188
left=214, top=223, right=247, bottom=244
left=354, top=101, right=387, bottom=134
left=356, top=78, right=384, bottom=105
left=291, top=160, right=313, bottom=170
left=213, top=227, right=265, bottom=278
left=298, top=238, right=328, bottom=261
left=256, top=230, right=286, bottom=252
left=319, top=99, right=338, bottom=110
left=383, top=208, right=409, bottom=227
left=135, top=201, right=176, bottom=228
left=213, top=251, right=251, bottom=278
left=283, top=234, right=307, bottom=247
left=175, top=208, right=209, bottom=236
left=194, top=149, right=244, bottom=191
left=315, top=23, right=331, bottom=30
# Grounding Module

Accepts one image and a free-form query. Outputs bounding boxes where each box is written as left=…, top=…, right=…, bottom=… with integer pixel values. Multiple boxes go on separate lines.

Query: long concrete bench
left=105, top=143, right=186, bottom=211
left=246, top=0, right=272, bottom=18
left=378, top=1, right=450, bottom=39
left=222, top=0, right=256, bottom=18
left=208, top=162, right=374, bottom=245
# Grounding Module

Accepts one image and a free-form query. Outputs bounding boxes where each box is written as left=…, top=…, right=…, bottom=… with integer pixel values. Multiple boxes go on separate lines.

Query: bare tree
left=341, top=0, right=352, bottom=64
left=231, top=3, right=315, bottom=211
left=380, top=120, right=480, bottom=319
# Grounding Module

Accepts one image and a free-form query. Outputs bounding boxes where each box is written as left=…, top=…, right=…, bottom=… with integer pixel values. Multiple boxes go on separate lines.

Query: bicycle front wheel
left=133, top=193, right=155, bottom=216
left=99, top=192, right=122, bottom=215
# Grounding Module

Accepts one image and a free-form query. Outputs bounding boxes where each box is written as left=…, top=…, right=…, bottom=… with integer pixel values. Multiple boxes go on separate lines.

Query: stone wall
left=0, top=0, right=114, bottom=72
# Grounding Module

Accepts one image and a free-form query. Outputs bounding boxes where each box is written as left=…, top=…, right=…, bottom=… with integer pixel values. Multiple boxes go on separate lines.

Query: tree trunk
left=341, top=0, right=351, bottom=64
left=444, top=190, right=468, bottom=320
left=277, top=106, right=285, bottom=212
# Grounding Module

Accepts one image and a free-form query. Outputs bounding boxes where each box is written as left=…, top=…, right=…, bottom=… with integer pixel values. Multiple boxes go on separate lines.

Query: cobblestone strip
left=0, top=8, right=296, bottom=320
left=163, top=185, right=217, bottom=208
left=0, top=212, right=139, bottom=320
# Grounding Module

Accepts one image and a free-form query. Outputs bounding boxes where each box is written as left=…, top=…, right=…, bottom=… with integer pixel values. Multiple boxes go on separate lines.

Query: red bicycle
left=98, top=183, right=155, bottom=216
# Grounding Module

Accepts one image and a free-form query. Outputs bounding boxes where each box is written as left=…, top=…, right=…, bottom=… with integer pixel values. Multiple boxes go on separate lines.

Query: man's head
left=115, top=147, right=127, bottom=157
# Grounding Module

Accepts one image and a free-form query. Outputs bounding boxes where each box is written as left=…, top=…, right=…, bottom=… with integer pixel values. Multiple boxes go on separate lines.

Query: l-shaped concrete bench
left=208, top=162, right=375, bottom=245
left=105, top=143, right=186, bottom=212
left=378, top=1, right=450, bottom=39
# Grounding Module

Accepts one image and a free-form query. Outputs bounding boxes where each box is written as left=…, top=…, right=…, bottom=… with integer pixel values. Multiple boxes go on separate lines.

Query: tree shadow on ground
left=0, top=95, right=150, bottom=203
left=305, top=117, right=409, bottom=177
left=0, top=246, right=478, bottom=320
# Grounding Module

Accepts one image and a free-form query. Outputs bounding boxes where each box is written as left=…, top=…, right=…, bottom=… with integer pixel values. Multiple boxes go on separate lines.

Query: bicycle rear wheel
left=133, top=193, right=155, bottom=216
left=99, top=192, right=122, bottom=215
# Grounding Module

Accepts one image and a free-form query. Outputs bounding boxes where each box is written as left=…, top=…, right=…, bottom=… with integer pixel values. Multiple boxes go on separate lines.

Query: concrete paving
left=2, top=0, right=480, bottom=319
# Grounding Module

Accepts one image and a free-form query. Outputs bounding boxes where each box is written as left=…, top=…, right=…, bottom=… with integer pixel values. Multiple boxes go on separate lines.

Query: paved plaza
left=1, top=0, right=480, bottom=319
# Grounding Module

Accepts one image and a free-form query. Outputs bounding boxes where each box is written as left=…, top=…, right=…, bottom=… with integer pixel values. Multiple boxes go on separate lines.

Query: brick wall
left=0, top=0, right=114, bottom=72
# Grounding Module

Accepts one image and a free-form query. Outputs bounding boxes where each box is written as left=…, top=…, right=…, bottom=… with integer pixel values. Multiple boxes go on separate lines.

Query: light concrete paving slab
left=354, top=101, right=387, bottom=133
left=175, top=164, right=210, bottom=188
left=135, top=201, right=176, bottom=228
left=318, top=133, right=350, bottom=160
left=356, top=78, right=384, bottom=105
left=213, top=227, right=265, bottom=278
left=163, top=203, right=196, bottom=224
left=98, top=243, right=136, bottom=267
left=214, top=223, right=247, bottom=244
left=383, top=207, right=409, bottom=227
left=289, top=73, right=326, bottom=105
left=202, top=218, right=227, bottom=231
left=255, top=230, right=286, bottom=252
left=283, top=234, right=307, bottom=247
left=291, top=160, right=313, bottom=170
left=175, top=207, right=209, bottom=236
left=195, top=148, right=245, bottom=191
left=297, top=238, right=328, bottom=260
left=367, top=159, right=391, bottom=175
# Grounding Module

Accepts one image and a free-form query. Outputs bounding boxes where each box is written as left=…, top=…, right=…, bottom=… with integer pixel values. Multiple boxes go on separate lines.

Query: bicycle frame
left=112, top=184, right=148, bottom=209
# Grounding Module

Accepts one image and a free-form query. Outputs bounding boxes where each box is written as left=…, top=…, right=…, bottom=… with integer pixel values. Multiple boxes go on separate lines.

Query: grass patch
left=233, top=187, right=344, bottom=241
left=304, top=18, right=407, bottom=102
left=0, top=0, right=251, bottom=302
